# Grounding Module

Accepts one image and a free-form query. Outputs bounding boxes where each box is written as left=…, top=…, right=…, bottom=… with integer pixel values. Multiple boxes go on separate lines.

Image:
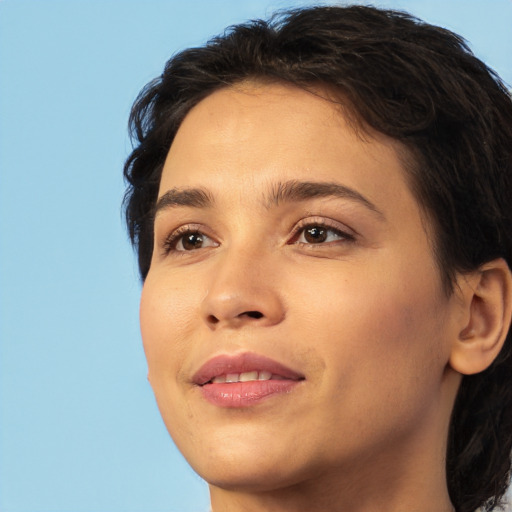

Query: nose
left=200, top=248, right=286, bottom=330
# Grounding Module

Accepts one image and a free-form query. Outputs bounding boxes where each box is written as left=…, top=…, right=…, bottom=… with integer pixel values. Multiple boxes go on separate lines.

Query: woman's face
left=140, top=82, right=461, bottom=491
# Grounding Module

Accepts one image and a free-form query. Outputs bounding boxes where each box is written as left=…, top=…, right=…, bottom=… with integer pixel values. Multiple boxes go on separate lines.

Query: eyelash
left=289, top=219, right=355, bottom=247
left=161, top=219, right=355, bottom=256
left=162, top=224, right=213, bottom=255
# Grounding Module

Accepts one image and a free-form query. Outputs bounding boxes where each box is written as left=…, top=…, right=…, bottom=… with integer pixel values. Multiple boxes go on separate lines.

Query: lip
left=192, top=352, right=305, bottom=408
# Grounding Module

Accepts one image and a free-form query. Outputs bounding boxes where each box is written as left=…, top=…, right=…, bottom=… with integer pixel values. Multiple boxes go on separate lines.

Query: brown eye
left=303, top=226, right=328, bottom=243
left=180, top=232, right=205, bottom=250
left=163, top=227, right=218, bottom=255
left=166, top=229, right=218, bottom=253
left=294, top=224, right=350, bottom=245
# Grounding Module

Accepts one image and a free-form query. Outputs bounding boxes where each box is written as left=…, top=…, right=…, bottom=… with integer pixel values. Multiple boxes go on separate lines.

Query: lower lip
left=199, top=379, right=300, bottom=408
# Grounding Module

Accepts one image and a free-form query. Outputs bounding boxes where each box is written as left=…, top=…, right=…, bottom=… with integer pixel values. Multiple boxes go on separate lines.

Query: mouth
left=208, top=370, right=289, bottom=384
left=192, top=352, right=305, bottom=408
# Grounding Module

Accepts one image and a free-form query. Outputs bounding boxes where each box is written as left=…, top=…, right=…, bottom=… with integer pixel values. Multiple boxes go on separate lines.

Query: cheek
left=295, top=265, right=450, bottom=454
left=294, top=257, right=450, bottom=398
left=139, top=273, right=202, bottom=440
left=139, top=272, right=199, bottom=377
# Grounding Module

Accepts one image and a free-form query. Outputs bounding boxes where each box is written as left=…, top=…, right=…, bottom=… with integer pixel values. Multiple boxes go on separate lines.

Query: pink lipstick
left=192, top=353, right=304, bottom=408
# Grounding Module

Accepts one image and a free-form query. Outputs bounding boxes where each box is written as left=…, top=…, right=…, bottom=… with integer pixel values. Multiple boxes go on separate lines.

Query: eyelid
left=160, top=223, right=218, bottom=255
left=289, top=216, right=357, bottom=243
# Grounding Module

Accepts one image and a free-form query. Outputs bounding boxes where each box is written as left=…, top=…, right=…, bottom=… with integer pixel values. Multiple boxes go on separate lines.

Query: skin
left=140, top=82, right=472, bottom=512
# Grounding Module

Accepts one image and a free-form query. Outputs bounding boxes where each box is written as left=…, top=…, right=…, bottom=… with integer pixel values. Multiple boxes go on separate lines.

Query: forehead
left=159, top=81, right=415, bottom=216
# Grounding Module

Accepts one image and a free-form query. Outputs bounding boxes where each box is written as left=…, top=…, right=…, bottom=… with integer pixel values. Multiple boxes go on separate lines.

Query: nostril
left=207, top=314, right=220, bottom=324
left=244, top=311, right=264, bottom=319
left=205, top=310, right=265, bottom=325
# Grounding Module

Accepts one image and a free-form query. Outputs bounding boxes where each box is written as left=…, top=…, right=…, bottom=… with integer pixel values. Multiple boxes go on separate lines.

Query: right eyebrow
left=153, top=187, right=214, bottom=216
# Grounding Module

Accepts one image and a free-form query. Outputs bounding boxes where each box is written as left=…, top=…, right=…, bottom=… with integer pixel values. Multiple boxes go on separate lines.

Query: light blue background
left=1, top=1, right=511, bottom=511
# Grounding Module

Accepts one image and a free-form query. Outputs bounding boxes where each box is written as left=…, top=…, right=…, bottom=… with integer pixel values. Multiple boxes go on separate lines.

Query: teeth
left=211, top=370, right=276, bottom=384
left=239, top=371, right=258, bottom=382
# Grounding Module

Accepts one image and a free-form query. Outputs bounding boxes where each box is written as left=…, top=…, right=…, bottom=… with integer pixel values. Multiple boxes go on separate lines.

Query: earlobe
left=449, top=258, right=512, bottom=375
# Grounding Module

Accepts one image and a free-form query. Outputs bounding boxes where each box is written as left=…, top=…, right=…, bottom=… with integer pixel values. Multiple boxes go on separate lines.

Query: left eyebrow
left=266, top=180, right=384, bottom=218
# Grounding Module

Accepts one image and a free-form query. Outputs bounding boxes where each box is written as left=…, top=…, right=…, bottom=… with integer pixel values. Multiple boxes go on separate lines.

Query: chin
left=174, top=426, right=312, bottom=493
left=197, top=457, right=309, bottom=494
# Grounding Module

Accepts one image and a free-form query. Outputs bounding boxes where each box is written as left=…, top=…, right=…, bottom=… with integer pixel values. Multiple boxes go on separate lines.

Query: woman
left=124, top=6, right=512, bottom=512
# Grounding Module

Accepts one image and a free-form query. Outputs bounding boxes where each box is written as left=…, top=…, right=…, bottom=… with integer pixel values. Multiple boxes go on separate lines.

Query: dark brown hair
left=124, top=6, right=512, bottom=511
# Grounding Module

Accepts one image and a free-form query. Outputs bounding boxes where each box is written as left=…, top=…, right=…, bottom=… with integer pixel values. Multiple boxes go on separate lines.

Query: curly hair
left=123, top=6, right=512, bottom=511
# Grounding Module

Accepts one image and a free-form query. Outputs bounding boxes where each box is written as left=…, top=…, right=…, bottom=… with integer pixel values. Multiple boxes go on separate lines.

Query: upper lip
left=192, top=352, right=305, bottom=386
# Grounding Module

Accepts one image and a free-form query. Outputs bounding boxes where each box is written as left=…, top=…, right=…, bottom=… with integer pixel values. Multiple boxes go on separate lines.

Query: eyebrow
left=154, top=180, right=383, bottom=218
left=266, top=180, right=383, bottom=217
left=154, top=187, right=214, bottom=216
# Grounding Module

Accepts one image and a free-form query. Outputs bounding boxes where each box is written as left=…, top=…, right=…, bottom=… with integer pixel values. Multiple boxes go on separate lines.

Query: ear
left=449, top=258, right=512, bottom=375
